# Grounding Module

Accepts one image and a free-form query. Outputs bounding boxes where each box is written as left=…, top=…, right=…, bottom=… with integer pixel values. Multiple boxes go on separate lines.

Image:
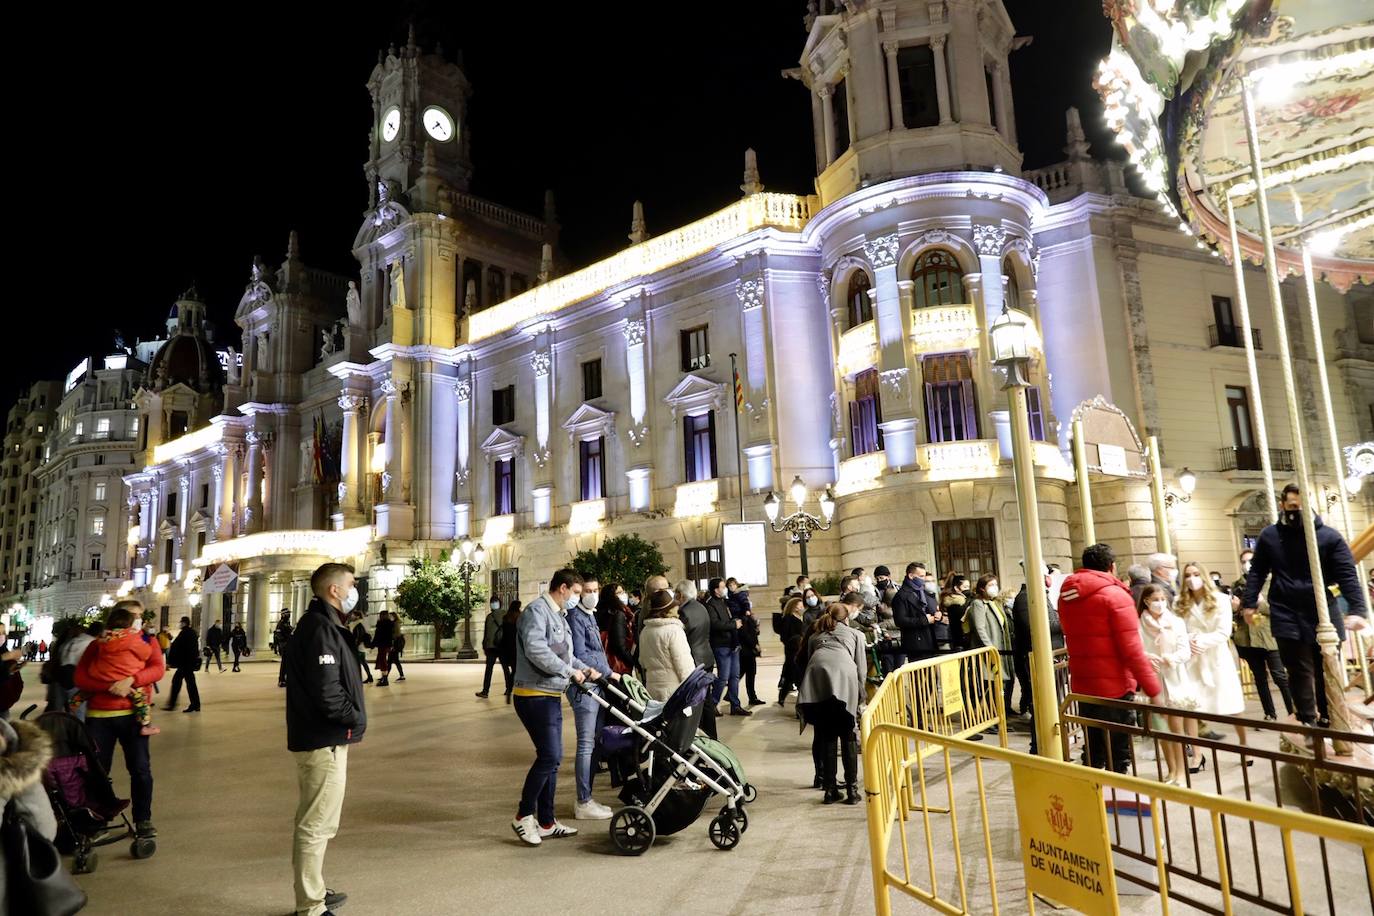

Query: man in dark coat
left=275, top=610, right=294, bottom=687
left=1242, top=484, right=1368, bottom=727
left=1011, top=569, right=1064, bottom=754
left=891, top=561, right=936, bottom=662
left=205, top=621, right=226, bottom=672
left=284, top=563, right=365, bottom=916
left=163, top=617, right=201, bottom=713
left=674, top=579, right=717, bottom=738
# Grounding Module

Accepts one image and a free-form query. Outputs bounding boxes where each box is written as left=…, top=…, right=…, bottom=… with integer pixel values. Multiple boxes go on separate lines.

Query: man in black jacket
left=891, top=562, right=936, bottom=662
left=1011, top=567, right=1064, bottom=754
left=705, top=577, right=750, bottom=717
left=163, top=617, right=201, bottom=713
left=284, top=563, right=365, bottom=916
left=205, top=621, right=226, bottom=672
left=1242, top=484, right=1368, bottom=727
left=674, top=579, right=718, bottom=738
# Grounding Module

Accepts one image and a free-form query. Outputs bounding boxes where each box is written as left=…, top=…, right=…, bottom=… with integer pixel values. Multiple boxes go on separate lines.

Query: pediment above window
left=480, top=427, right=525, bottom=463
left=663, top=373, right=724, bottom=419
left=562, top=403, right=616, bottom=443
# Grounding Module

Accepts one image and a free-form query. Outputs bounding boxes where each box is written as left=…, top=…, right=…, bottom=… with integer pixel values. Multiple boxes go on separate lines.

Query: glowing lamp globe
left=763, top=491, right=780, bottom=523
left=1178, top=467, right=1197, bottom=495
left=788, top=475, right=808, bottom=508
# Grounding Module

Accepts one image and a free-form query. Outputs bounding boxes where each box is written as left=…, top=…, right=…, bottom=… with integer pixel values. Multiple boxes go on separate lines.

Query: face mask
left=805, top=596, right=819, bottom=607
left=627, top=596, right=639, bottom=607
left=1283, top=509, right=1302, bottom=526
left=341, top=586, right=360, bottom=613
left=924, top=582, right=938, bottom=595
left=563, top=596, right=580, bottom=612
left=715, top=588, right=727, bottom=598
left=986, top=584, right=1000, bottom=598
left=1149, top=600, right=1168, bottom=614
left=582, top=591, right=599, bottom=610
left=1187, top=575, right=1204, bottom=592
left=615, top=592, right=627, bottom=604
left=1241, top=561, right=1251, bottom=574
left=1163, top=569, right=1177, bottom=584
left=490, top=600, right=500, bottom=610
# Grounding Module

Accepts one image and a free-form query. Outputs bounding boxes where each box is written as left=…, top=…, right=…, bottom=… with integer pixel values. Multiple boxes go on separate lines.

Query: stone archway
left=1228, top=489, right=1274, bottom=553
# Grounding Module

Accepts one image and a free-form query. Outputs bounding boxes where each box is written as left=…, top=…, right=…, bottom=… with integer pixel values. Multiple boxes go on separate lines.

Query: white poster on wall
left=723, top=522, right=769, bottom=588
left=1096, top=443, right=1129, bottom=477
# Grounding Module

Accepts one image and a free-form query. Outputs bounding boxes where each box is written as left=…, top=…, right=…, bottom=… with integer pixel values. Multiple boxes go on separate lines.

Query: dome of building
left=147, top=293, right=224, bottom=392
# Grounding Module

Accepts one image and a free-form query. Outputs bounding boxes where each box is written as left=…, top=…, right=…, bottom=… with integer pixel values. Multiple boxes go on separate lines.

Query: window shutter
left=960, top=379, right=978, bottom=439
left=598, top=436, right=607, bottom=499
left=578, top=440, right=589, bottom=501
left=849, top=401, right=862, bottom=455
left=707, top=411, right=718, bottom=479
left=683, top=416, right=695, bottom=482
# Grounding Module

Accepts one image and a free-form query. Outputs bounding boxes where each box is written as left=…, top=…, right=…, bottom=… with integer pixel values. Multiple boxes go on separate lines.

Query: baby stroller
left=584, top=668, right=753, bottom=855
left=27, top=708, right=154, bottom=871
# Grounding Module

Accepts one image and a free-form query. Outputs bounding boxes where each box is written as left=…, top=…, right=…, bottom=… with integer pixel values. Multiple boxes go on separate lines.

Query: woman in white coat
left=636, top=589, right=697, bottom=701
left=1137, top=583, right=1201, bottom=784
left=1177, top=562, right=1249, bottom=770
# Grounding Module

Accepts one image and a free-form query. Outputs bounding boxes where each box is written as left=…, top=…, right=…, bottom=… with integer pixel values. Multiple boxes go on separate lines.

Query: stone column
left=989, top=61, right=1009, bottom=141
left=865, top=233, right=919, bottom=469
left=530, top=344, right=554, bottom=503
left=737, top=273, right=771, bottom=451
left=818, top=85, right=835, bottom=168
left=249, top=572, right=272, bottom=653
left=931, top=36, right=952, bottom=125
left=882, top=41, right=903, bottom=130
left=209, top=458, right=224, bottom=543
left=245, top=431, right=264, bottom=533
left=177, top=476, right=190, bottom=534
left=338, top=394, right=366, bottom=515
left=380, top=377, right=400, bottom=501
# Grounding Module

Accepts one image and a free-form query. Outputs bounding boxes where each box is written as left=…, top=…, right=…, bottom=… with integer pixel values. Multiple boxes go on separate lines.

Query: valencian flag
left=311, top=411, right=325, bottom=484
left=732, top=366, right=745, bottom=412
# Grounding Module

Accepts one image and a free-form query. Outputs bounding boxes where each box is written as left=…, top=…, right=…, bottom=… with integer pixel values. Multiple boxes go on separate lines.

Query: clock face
left=381, top=107, right=401, bottom=143
left=423, top=106, right=455, bottom=142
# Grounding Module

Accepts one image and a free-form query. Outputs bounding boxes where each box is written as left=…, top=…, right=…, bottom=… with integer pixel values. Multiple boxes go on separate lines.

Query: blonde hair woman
left=1177, top=562, right=1249, bottom=771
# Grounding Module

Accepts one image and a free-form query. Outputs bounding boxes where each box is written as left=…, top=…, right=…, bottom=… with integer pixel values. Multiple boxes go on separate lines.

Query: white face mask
left=805, top=596, right=819, bottom=607
left=562, top=595, right=580, bottom=612
left=340, top=586, right=359, bottom=613
left=1164, top=569, right=1178, bottom=584
left=1149, top=600, right=1168, bottom=615
left=581, top=591, right=599, bottom=610
left=924, top=581, right=938, bottom=595
left=986, top=584, right=1000, bottom=599
left=615, top=592, right=627, bottom=604
left=1241, top=561, right=1251, bottom=574
left=1186, top=575, right=1204, bottom=592
left=490, top=600, right=501, bottom=610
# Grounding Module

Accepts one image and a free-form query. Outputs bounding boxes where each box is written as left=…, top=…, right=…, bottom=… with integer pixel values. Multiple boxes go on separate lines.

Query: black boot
left=812, top=774, right=823, bottom=789
left=844, top=784, right=861, bottom=806
left=822, top=783, right=843, bottom=805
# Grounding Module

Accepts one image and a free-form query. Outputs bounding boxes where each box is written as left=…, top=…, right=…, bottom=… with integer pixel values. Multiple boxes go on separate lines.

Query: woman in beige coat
left=637, top=589, right=697, bottom=701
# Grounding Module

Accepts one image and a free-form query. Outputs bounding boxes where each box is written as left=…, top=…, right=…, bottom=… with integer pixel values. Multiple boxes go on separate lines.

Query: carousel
left=1095, top=0, right=1372, bottom=791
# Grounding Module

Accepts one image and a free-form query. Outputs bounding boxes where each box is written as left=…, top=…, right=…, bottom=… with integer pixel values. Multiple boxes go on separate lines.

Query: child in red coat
left=71, top=623, right=160, bottom=735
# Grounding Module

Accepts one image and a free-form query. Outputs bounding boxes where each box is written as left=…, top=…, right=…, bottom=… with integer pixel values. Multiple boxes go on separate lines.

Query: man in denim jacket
left=510, top=568, right=601, bottom=845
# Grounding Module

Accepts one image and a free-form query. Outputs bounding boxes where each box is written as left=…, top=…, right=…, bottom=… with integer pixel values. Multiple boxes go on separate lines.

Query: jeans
left=1237, top=645, right=1293, bottom=719
left=391, top=651, right=404, bottom=679
left=712, top=646, right=741, bottom=709
left=1013, top=651, right=1033, bottom=714
left=480, top=648, right=506, bottom=694
left=513, top=695, right=562, bottom=825
left=1277, top=638, right=1326, bottom=725
left=567, top=685, right=603, bottom=803
left=293, top=745, right=348, bottom=916
left=210, top=645, right=224, bottom=670
left=1079, top=694, right=1136, bottom=774
left=86, top=713, right=154, bottom=822
left=167, top=668, right=200, bottom=709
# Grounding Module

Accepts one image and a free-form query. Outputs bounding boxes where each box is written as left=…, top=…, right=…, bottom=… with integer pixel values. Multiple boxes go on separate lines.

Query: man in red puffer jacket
left=1058, top=543, right=1161, bottom=773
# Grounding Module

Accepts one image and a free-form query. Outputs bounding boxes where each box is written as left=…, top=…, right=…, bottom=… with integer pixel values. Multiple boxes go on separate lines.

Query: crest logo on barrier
left=1046, top=795, right=1074, bottom=839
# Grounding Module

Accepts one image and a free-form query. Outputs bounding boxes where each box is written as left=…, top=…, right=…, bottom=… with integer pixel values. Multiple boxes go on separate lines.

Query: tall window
left=832, top=78, right=850, bottom=160
left=200, top=482, right=210, bottom=508
left=492, top=385, right=515, bottom=426
left=912, top=250, right=966, bottom=308
left=685, top=545, right=723, bottom=594
left=74, top=421, right=84, bottom=437
left=582, top=359, right=602, bottom=401
left=923, top=354, right=979, bottom=443
left=90, top=516, right=104, bottom=536
left=166, top=491, right=178, bottom=518
left=680, top=326, right=710, bottom=371
left=896, top=44, right=940, bottom=128
left=846, top=271, right=873, bottom=328
left=96, top=417, right=110, bottom=437
left=984, top=67, right=998, bottom=128
left=89, top=553, right=100, bottom=572
left=579, top=437, right=606, bottom=501
left=1026, top=387, right=1047, bottom=442
left=493, top=458, right=514, bottom=515
left=849, top=369, right=884, bottom=456
left=1226, top=385, right=1258, bottom=470
left=1003, top=259, right=1021, bottom=310
left=487, top=268, right=506, bottom=307
left=933, top=518, right=998, bottom=583
left=683, top=413, right=717, bottom=483
left=93, top=482, right=106, bottom=501
left=462, top=260, right=484, bottom=311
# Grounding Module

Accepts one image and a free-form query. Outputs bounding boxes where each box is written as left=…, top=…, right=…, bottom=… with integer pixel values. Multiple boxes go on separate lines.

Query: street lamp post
left=763, top=476, right=835, bottom=579
left=453, top=537, right=485, bottom=660
left=989, top=305, right=1062, bottom=760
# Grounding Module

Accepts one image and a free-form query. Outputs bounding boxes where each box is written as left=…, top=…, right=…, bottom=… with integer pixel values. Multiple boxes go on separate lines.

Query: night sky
left=20, top=0, right=1112, bottom=404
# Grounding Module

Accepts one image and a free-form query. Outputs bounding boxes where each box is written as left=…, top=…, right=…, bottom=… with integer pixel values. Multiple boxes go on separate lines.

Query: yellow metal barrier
left=861, top=654, right=1374, bottom=915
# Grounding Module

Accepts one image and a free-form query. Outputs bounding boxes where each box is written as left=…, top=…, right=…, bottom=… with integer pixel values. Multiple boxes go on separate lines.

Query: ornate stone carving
left=530, top=350, right=552, bottom=377
left=337, top=481, right=347, bottom=503
left=454, top=379, right=471, bottom=403
left=881, top=40, right=897, bottom=56
left=627, top=424, right=651, bottom=448
left=931, top=34, right=946, bottom=51
left=913, top=228, right=956, bottom=251
left=380, top=376, right=399, bottom=397
left=455, top=466, right=469, bottom=488
left=531, top=447, right=552, bottom=469
left=863, top=234, right=900, bottom=269
left=338, top=394, right=366, bottom=413
left=736, top=278, right=764, bottom=312
left=880, top=367, right=910, bottom=398
left=622, top=319, right=647, bottom=346
left=344, top=281, right=362, bottom=326
left=829, top=392, right=841, bottom=434
left=928, top=2, right=946, bottom=24
left=973, top=224, right=1007, bottom=257
left=1004, top=235, right=1037, bottom=277
left=245, top=431, right=261, bottom=447
left=380, top=471, right=393, bottom=496
left=815, top=270, right=832, bottom=304
left=747, top=398, right=770, bottom=425
left=388, top=260, right=407, bottom=310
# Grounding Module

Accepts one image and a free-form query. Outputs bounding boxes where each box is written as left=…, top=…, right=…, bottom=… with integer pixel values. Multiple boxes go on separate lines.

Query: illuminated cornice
left=193, top=526, right=374, bottom=566
left=151, top=423, right=225, bottom=466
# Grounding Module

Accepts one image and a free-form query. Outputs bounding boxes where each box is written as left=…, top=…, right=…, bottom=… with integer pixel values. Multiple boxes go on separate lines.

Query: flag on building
left=732, top=366, right=745, bottom=412
left=312, top=412, right=325, bottom=484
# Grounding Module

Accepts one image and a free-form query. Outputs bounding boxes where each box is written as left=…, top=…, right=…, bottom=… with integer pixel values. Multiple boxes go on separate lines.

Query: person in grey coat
left=0, top=717, right=56, bottom=841
left=675, top=579, right=717, bottom=739
left=796, top=603, right=866, bottom=805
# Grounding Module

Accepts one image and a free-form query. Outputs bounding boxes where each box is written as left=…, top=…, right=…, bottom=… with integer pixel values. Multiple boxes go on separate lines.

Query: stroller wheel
left=609, top=806, right=656, bottom=856
left=72, top=850, right=98, bottom=874
left=741, top=783, right=758, bottom=804
left=130, top=837, right=157, bottom=859
left=733, top=804, right=749, bottom=833
left=708, top=813, right=741, bottom=850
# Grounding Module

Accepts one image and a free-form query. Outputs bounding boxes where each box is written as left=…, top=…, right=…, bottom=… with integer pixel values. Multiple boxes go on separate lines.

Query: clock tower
left=364, top=25, right=473, bottom=207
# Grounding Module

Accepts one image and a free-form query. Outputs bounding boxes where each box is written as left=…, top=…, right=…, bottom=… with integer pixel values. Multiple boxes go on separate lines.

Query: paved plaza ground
left=15, top=652, right=1369, bottom=915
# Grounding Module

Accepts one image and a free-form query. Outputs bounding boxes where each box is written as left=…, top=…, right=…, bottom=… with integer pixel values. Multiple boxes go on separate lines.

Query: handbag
left=2, top=798, right=87, bottom=916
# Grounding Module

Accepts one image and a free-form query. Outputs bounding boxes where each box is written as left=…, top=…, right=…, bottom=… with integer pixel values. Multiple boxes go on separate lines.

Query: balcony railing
left=1218, top=445, right=1294, bottom=473
left=911, top=305, right=980, bottom=356
left=1208, top=325, right=1262, bottom=350
left=837, top=320, right=878, bottom=377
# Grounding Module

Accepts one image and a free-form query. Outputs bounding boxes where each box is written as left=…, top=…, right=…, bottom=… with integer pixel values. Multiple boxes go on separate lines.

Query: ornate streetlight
left=452, top=537, right=485, bottom=660
left=989, top=304, right=1062, bottom=760
left=763, top=475, right=834, bottom=578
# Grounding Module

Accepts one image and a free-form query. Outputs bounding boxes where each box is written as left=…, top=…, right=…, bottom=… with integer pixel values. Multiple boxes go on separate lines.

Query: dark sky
left=19, top=0, right=1112, bottom=403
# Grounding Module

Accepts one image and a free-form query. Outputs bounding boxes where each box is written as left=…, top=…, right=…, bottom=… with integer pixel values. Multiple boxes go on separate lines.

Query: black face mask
left=1283, top=509, right=1303, bottom=526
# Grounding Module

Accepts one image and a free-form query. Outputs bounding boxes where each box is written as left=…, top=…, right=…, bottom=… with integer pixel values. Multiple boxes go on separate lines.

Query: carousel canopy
left=1096, top=0, right=1372, bottom=291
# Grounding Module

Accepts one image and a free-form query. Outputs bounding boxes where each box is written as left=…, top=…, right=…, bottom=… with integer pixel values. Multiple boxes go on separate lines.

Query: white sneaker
left=537, top=819, right=579, bottom=838
left=574, top=799, right=613, bottom=820
left=512, top=814, right=542, bottom=846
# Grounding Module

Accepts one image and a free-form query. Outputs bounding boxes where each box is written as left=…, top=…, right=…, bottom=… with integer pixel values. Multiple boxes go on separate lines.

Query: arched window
left=1003, top=258, right=1020, bottom=310
left=911, top=250, right=966, bottom=309
left=846, top=271, right=873, bottom=328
